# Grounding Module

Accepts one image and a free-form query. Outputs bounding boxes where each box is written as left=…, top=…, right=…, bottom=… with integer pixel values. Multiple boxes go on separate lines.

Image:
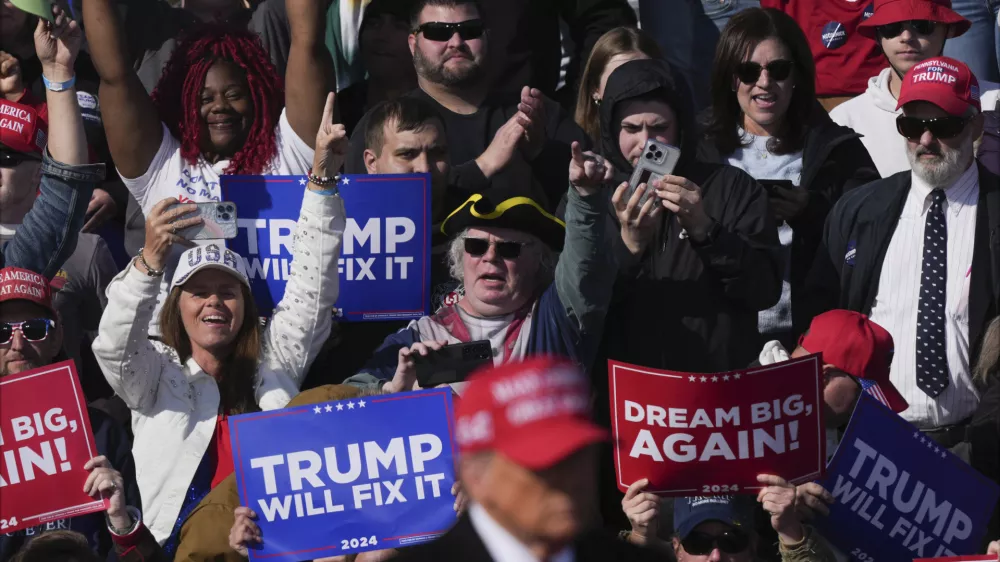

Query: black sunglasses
left=0, top=319, right=56, bottom=345
left=0, top=150, right=40, bottom=168
left=414, top=19, right=485, bottom=42
left=682, top=529, right=752, bottom=555
left=735, top=59, right=793, bottom=84
left=464, top=237, right=527, bottom=260
left=896, top=115, right=970, bottom=140
left=877, top=20, right=938, bottom=39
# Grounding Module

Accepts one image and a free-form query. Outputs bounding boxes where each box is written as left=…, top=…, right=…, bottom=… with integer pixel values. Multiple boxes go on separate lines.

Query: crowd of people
left=1, top=0, right=1000, bottom=560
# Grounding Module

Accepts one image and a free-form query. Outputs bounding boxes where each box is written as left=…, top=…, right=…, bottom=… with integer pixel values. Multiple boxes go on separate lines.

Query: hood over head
left=599, top=58, right=698, bottom=177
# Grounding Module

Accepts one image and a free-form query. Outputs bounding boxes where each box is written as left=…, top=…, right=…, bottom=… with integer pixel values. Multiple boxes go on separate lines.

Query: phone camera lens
left=645, top=152, right=654, bottom=159
left=654, top=151, right=663, bottom=159
left=221, top=213, right=231, bottom=220
left=226, top=204, right=234, bottom=212
left=217, top=205, right=225, bottom=213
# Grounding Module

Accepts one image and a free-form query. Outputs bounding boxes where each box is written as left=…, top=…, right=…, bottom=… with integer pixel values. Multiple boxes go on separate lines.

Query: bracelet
left=41, top=74, right=76, bottom=92
left=307, top=171, right=339, bottom=187
left=136, top=248, right=165, bottom=277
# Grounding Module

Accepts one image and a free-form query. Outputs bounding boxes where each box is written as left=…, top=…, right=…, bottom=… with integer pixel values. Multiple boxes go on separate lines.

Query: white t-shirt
left=119, top=108, right=315, bottom=335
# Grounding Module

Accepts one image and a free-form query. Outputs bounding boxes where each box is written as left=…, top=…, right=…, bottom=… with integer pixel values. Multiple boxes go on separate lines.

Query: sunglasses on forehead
left=414, top=19, right=486, bottom=42
left=735, top=59, right=793, bottom=84
left=0, top=150, right=41, bottom=168
left=681, top=528, right=752, bottom=555
left=464, top=237, right=528, bottom=260
left=896, top=115, right=970, bottom=140
left=877, top=20, right=938, bottom=39
left=0, top=319, right=56, bottom=345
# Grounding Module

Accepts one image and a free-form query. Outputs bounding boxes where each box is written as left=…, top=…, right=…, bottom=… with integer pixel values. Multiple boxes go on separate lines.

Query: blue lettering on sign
left=822, top=21, right=848, bottom=49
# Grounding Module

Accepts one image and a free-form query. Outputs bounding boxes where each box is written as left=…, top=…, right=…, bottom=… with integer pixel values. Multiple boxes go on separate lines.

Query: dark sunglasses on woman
left=877, top=20, right=937, bottom=39
left=414, top=19, right=486, bottom=42
left=895, top=115, right=970, bottom=140
left=0, top=150, right=41, bottom=169
left=464, top=237, right=528, bottom=260
left=735, top=60, right=793, bottom=84
left=0, top=318, right=57, bottom=345
left=681, top=528, right=752, bottom=555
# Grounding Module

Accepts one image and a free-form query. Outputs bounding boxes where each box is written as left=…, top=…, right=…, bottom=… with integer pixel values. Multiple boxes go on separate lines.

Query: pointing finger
left=321, top=92, right=337, bottom=127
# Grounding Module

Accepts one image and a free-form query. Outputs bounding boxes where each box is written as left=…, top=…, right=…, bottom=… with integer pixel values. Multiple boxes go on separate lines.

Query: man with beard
left=344, top=0, right=590, bottom=211
left=806, top=56, right=1000, bottom=459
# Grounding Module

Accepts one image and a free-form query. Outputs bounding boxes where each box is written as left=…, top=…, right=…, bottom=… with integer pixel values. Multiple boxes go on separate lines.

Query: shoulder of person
left=830, top=171, right=908, bottom=219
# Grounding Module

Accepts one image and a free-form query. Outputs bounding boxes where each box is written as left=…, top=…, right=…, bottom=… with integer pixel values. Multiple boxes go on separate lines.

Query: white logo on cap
left=457, top=411, right=493, bottom=445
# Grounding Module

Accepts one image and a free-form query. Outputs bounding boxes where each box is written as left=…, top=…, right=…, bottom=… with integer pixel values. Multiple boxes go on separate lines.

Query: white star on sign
left=347, top=401, right=355, bottom=409
left=689, top=376, right=696, bottom=382
left=358, top=400, right=366, bottom=408
left=340, top=177, right=351, bottom=186
left=733, top=374, right=742, bottom=380
left=711, top=376, right=719, bottom=382
left=336, top=403, right=344, bottom=411
left=940, top=450, right=947, bottom=459
left=324, top=404, right=333, bottom=413
left=913, top=431, right=920, bottom=439
left=299, top=177, right=307, bottom=186
left=722, top=375, right=730, bottom=381
left=919, top=436, right=926, bottom=444
left=700, top=376, right=708, bottom=382
left=313, top=406, right=322, bottom=414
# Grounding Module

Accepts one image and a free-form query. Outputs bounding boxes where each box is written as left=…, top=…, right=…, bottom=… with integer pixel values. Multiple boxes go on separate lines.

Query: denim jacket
left=0, top=150, right=104, bottom=279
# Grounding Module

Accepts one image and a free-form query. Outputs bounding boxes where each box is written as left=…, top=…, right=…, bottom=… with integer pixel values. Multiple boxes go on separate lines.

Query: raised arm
left=82, top=0, right=162, bottom=179
left=283, top=0, right=333, bottom=149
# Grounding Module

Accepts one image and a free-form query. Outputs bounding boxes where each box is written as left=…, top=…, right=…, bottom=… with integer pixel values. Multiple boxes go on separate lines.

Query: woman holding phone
left=92, top=94, right=347, bottom=554
left=699, top=8, right=879, bottom=346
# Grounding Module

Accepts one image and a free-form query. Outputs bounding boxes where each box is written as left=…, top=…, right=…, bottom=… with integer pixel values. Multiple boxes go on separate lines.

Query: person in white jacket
left=92, top=93, right=348, bottom=552
left=830, top=0, right=999, bottom=177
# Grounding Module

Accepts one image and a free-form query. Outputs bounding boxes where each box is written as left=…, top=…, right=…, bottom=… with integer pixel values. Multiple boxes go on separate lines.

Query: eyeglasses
left=877, top=20, right=937, bottom=39
left=0, top=319, right=56, bottom=345
left=464, top=237, right=528, bottom=260
left=681, top=529, right=752, bottom=555
left=414, top=20, right=486, bottom=42
left=896, top=115, right=970, bottom=140
left=0, top=150, right=40, bottom=168
left=735, top=59, right=793, bottom=84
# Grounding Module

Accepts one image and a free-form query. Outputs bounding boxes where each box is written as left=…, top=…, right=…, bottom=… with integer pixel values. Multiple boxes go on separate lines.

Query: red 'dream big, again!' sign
left=0, top=360, right=106, bottom=534
left=609, top=355, right=826, bottom=496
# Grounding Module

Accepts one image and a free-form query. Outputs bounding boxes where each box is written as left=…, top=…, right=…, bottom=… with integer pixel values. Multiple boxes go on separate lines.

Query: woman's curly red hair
left=151, top=25, right=284, bottom=175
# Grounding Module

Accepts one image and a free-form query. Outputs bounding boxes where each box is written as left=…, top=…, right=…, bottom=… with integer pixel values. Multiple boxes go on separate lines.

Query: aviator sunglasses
left=464, top=237, right=528, bottom=260
left=735, top=59, right=793, bottom=84
left=414, top=19, right=486, bottom=42
left=0, top=319, right=56, bottom=345
left=681, top=529, right=752, bottom=555
left=877, top=20, right=937, bottom=39
left=896, top=115, right=970, bottom=140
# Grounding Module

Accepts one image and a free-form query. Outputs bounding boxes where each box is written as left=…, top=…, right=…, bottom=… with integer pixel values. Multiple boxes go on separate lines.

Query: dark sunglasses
left=0, top=318, right=56, bottom=345
left=464, top=237, right=527, bottom=260
left=682, top=529, right=752, bottom=555
left=0, top=150, right=40, bottom=168
left=877, top=20, right=937, bottom=38
left=414, top=19, right=485, bottom=42
left=735, top=59, right=793, bottom=84
left=896, top=115, right=970, bottom=140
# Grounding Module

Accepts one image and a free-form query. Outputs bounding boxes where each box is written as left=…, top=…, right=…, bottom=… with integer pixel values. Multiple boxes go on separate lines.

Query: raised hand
left=83, top=456, right=130, bottom=531
left=794, top=481, right=834, bottom=521
left=475, top=115, right=525, bottom=179
left=311, top=92, right=349, bottom=181
left=622, top=478, right=660, bottom=543
left=612, top=181, right=661, bottom=256
left=757, top=474, right=805, bottom=544
left=34, top=5, right=82, bottom=82
left=515, top=86, right=547, bottom=160
left=137, top=198, right=201, bottom=273
left=568, top=141, right=613, bottom=196
left=0, top=52, right=23, bottom=100
left=382, top=340, right=449, bottom=394
left=83, top=189, right=120, bottom=233
left=653, top=175, right=713, bottom=241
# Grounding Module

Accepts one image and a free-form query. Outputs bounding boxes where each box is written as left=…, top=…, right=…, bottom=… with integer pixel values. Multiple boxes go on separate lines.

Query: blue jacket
left=0, top=151, right=103, bottom=279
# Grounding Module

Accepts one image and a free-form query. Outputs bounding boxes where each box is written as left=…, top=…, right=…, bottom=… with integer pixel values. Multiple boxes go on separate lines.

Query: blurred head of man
left=859, top=0, right=970, bottom=81
left=0, top=1, right=31, bottom=47
left=455, top=359, right=606, bottom=558
left=363, top=97, right=449, bottom=217
left=895, top=57, right=983, bottom=188
left=790, top=310, right=907, bottom=427
left=0, top=98, right=46, bottom=223
left=408, top=0, right=487, bottom=90
left=672, top=496, right=757, bottom=562
left=360, top=0, right=418, bottom=88
left=0, top=267, right=63, bottom=377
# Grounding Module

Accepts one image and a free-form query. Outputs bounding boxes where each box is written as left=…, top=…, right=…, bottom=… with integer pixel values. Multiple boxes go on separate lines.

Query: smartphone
left=626, top=139, right=681, bottom=208
left=759, top=179, right=795, bottom=197
left=169, top=201, right=239, bottom=240
left=414, top=340, right=494, bottom=388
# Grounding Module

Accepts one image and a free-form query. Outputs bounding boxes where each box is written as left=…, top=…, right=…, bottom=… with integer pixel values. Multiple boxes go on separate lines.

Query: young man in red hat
left=830, top=0, right=999, bottom=177
left=808, top=57, right=998, bottom=462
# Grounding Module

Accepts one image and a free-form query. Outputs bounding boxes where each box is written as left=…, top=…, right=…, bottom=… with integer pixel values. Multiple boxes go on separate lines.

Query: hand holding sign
left=312, top=92, right=348, bottom=180
left=622, top=478, right=660, bottom=542
left=83, top=456, right=129, bottom=531
left=795, top=481, right=834, bottom=520
left=230, top=506, right=262, bottom=557
left=757, top=474, right=804, bottom=544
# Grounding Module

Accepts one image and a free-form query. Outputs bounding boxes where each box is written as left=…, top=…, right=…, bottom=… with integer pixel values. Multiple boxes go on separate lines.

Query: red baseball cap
left=454, top=357, right=607, bottom=470
left=896, top=56, right=981, bottom=116
left=0, top=267, right=56, bottom=315
left=0, top=98, right=47, bottom=156
left=858, top=0, right=970, bottom=40
left=799, top=310, right=908, bottom=413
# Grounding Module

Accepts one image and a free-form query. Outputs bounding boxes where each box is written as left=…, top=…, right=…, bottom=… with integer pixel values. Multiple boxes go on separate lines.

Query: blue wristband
left=42, top=74, right=76, bottom=92
left=313, top=186, right=340, bottom=196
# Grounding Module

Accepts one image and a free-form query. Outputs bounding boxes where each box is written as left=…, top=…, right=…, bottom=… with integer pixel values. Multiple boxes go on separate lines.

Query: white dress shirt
left=468, top=503, right=575, bottom=562
left=869, top=163, right=980, bottom=428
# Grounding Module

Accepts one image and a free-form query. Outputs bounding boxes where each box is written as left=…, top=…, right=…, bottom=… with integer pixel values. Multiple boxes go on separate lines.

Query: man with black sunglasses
left=807, top=56, right=1000, bottom=462
left=830, top=0, right=999, bottom=177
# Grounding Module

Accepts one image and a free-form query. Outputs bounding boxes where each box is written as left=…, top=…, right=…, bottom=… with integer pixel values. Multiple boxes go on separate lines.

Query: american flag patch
left=858, top=378, right=891, bottom=409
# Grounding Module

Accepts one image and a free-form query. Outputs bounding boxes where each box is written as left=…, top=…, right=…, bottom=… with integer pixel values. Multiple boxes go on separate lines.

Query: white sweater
left=830, top=67, right=1000, bottom=178
left=92, top=190, right=346, bottom=543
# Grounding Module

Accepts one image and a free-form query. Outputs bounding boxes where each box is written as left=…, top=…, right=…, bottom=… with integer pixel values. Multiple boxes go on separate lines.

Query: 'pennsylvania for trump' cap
left=896, top=56, right=980, bottom=116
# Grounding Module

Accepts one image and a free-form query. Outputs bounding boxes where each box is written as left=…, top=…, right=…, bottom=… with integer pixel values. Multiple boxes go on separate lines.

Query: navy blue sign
left=821, top=21, right=848, bottom=49
left=815, top=394, right=999, bottom=561
left=229, top=388, right=458, bottom=562
left=222, top=174, right=433, bottom=321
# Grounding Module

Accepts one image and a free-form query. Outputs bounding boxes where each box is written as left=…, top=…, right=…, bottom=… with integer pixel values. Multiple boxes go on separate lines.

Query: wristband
left=136, top=248, right=165, bottom=277
left=42, top=74, right=76, bottom=92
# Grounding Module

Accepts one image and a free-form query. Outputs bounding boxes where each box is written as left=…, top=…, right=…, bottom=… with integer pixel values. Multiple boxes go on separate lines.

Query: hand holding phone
left=413, top=340, right=494, bottom=388
left=166, top=202, right=239, bottom=240
left=627, top=139, right=681, bottom=208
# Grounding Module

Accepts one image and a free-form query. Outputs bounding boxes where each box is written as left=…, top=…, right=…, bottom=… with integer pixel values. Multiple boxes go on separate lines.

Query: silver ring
left=171, top=225, right=177, bottom=235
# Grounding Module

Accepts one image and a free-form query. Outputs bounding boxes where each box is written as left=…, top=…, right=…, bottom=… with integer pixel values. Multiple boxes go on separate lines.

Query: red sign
left=609, top=355, right=826, bottom=496
left=0, top=360, right=107, bottom=533
left=914, top=558, right=998, bottom=561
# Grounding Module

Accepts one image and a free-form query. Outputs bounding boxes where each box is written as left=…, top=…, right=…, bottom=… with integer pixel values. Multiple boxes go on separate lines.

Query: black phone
left=759, top=179, right=795, bottom=196
left=413, top=340, right=494, bottom=387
